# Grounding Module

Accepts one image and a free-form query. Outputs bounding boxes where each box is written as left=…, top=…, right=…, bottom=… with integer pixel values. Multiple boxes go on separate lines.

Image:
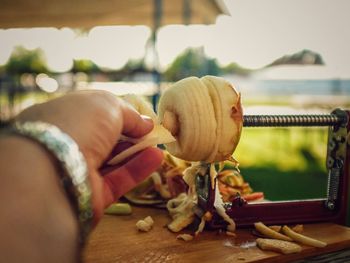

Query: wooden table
left=83, top=206, right=350, bottom=263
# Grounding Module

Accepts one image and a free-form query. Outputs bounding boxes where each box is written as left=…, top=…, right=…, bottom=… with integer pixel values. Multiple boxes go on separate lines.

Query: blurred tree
left=109, top=59, right=149, bottom=81
left=124, top=59, right=146, bottom=72
left=221, top=62, right=252, bottom=76
left=0, top=64, right=5, bottom=74
left=164, top=48, right=221, bottom=81
left=72, top=59, right=100, bottom=73
left=6, top=46, right=47, bottom=74
left=267, top=49, right=325, bottom=67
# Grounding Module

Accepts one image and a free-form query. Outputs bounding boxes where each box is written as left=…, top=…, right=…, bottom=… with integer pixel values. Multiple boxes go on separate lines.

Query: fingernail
left=141, top=115, right=153, bottom=123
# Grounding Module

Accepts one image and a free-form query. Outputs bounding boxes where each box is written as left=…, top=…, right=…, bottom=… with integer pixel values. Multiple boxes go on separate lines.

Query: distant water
left=239, top=79, right=350, bottom=96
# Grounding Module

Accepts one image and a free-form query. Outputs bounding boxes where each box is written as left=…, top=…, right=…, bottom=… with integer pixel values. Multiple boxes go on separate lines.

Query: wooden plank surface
left=83, top=206, right=350, bottom=263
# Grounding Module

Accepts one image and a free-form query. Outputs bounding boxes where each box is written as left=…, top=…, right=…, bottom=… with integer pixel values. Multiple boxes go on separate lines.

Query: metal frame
left=196, top=109, right=350, bottom=228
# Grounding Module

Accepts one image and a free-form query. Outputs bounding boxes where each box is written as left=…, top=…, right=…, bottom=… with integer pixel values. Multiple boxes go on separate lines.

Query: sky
left=0, top=0, right=349, bottom=76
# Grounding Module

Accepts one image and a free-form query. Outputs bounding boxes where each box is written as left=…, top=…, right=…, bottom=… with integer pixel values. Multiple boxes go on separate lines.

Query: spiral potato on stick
left=158, top=75, right=243, bottom=163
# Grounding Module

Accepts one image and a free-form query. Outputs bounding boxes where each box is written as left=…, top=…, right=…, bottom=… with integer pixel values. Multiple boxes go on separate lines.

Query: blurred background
left=0, top=0, right=349, bottom=204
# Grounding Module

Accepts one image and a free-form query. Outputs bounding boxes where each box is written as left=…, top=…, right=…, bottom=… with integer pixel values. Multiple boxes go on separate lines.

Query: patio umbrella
left=0, top=0, right=229, bottom=28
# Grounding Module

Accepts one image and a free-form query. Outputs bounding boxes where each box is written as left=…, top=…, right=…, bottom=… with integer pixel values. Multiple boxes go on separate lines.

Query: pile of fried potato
left=124, top=151, right=190, bottom=205
left=125, top=151, right=264, bottom=206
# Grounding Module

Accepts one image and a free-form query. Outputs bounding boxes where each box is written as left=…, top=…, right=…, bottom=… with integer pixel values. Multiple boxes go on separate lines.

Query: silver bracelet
left=10, top=121, right=93, bottom=244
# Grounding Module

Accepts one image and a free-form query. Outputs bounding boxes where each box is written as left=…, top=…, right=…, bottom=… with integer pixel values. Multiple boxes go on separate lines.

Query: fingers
left=100, top=141, right=134, bottom=171
left=120, top=102, right=154, bottom=138
left=103, top=147, right=163, bottom=205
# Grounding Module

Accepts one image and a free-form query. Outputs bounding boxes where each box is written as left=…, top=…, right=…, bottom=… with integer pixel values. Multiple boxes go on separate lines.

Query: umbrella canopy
left=0, top=0, right=229, bottom=28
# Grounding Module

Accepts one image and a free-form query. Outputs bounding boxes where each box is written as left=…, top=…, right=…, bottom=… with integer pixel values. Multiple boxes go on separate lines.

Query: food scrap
left=268, top=225, right=282, bottom=233
left=176, top=234, right=194, bottom=241
left=256, top=238, right=302, bottom=254
left=109, top=124, right=176, bottom=165
left=104, top=203, right=132, bottom=215
left=136, top=216, right=154, bottom=232
left=214, top=172, right=236, bottom=232
left=166, top=193, right=196, bottom=233
left=292, top=224, right=304, bottom=234
left=282, top=225, right=327, bottom=248
left=254, top=222, right=292, bottom=241
left=195, top=216, right=206, bottom=236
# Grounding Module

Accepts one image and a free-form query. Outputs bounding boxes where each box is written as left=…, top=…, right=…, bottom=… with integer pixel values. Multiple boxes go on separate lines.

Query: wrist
left=2, top=121, right=93, bottom=244
left=0, top=135, right=79, bottom=262
left=0, top=135, right=79, bottom=226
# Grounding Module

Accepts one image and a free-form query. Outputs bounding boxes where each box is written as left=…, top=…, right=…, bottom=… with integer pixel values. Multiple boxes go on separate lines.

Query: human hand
left=16, top=90, right=163, bottom=222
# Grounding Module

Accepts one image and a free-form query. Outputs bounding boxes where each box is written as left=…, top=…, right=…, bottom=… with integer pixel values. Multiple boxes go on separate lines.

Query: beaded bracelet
left=8, top=121, right=93, bottom=245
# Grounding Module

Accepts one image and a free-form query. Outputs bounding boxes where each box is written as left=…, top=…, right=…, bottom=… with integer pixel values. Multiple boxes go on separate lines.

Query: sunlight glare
left=36, top=73, right=59, bottom=93
left=87, top=26, right=150, bottom=69
left=0, top=30, right=13, bottom=65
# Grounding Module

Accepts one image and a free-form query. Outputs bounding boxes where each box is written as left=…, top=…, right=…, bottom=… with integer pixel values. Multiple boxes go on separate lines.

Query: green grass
left=235, top=127, right=329, bottom=170
left=240, top=166, right=327, bottom=201
left=233, top=127, right=329, bottom=201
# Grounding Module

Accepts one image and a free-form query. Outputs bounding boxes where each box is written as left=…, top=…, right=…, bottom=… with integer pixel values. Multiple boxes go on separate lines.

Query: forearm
left=0, top=135, right=79, bottom=263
